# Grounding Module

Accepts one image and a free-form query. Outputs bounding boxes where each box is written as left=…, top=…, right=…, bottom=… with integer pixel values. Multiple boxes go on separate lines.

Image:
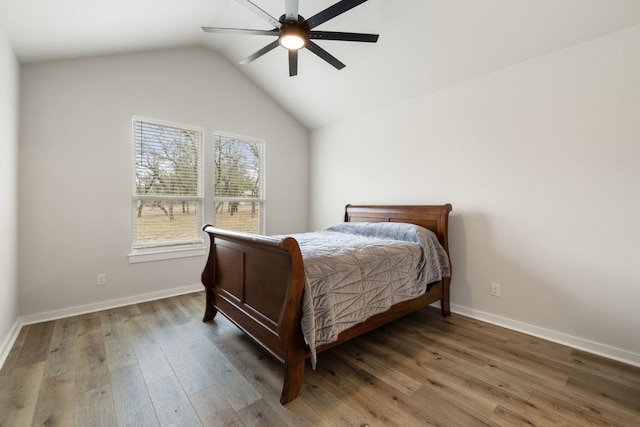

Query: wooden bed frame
left=201, top=204, right=453, bottom=404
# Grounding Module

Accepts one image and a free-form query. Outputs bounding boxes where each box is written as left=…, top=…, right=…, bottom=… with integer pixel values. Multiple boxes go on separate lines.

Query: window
left=130, top=116, right=204, bottom=262
left=213, top=132, right=265, bottom=234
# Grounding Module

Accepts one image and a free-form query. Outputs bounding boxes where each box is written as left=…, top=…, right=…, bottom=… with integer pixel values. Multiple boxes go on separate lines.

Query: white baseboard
left=18, top=284, right=203, bottom=326
left=0, top=319, right=22, bottom=369
left=0, top=284, right=203, bottom=369
left=449, top=303, right=640, bottom=368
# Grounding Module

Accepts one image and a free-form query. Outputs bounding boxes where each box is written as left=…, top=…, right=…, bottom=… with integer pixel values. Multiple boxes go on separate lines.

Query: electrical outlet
left=490, top=283, right=501, bottom=297
left=97, top=273, right=107, bottom=286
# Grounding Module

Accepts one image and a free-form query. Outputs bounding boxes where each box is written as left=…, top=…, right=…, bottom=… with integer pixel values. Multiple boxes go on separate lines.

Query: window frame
left=129, top=116, right=206, bottom=263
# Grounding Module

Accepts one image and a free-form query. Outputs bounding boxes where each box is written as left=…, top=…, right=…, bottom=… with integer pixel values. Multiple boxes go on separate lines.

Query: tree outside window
left=132, top=117, right=204, bottom=251
left=213, top=132, right=265, bottom=234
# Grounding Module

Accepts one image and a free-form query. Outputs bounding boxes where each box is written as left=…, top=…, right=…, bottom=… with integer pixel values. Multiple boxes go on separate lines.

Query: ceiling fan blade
left=202, top=27, right=279, bottom=36
left=239, top=40, right=280, bottom=64
left=309, top=31, right=378, bottom=43
left=285, top=0, right=299, bottom=22
left=306, top=0, right=369, bottom=30
left=235, top=0, right=282, bottom=29
left=306, top=40, right=345, bottom=70
left=288, top=49, right=298, bottom=76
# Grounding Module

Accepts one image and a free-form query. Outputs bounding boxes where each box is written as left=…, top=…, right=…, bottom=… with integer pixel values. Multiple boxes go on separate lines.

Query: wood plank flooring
left=1, top=291, right=639, bottom=426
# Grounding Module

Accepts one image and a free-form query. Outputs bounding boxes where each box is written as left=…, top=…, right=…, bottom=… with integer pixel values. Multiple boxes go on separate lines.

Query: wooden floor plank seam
left=1, top=290, right=638, bottom=426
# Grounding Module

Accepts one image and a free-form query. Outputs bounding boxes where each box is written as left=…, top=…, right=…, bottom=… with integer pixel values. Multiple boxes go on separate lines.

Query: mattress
left=284, top=222, right=450, bottom=367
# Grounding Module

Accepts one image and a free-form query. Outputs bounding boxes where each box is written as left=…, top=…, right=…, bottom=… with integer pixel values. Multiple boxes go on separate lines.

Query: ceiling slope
left=2, top=0, right=640, bottom=129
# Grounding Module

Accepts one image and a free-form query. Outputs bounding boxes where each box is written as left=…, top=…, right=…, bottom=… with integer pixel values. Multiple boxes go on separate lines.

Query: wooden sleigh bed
left=201, top=204, right=452, bottom=404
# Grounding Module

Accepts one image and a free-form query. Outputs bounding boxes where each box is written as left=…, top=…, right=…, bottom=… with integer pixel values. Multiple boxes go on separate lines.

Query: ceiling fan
left=202, top=0, right=379, bottom=76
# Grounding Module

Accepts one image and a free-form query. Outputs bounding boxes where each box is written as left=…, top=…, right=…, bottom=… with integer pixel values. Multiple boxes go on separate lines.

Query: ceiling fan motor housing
left=278, top=15, right=309, bottom=50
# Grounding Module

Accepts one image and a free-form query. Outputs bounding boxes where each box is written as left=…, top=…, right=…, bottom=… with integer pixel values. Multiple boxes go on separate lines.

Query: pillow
left=325, top=221, right=437, bottom=248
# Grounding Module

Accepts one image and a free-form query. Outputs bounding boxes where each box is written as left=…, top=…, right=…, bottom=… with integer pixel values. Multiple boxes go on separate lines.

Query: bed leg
left=202, top=287, right=218, bottom=322
left=279, top=354, right=305, bottom=404
left=202, top=304, right=217, bottom=322
left=440, top=277, right=451, bottom=317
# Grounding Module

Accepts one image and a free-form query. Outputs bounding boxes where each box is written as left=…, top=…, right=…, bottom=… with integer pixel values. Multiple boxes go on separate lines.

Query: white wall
left=18, top=46, right=309, bottom=317
left=310, top=25, right=640, bottom=365
left=0, top=24, right=19, bottom=362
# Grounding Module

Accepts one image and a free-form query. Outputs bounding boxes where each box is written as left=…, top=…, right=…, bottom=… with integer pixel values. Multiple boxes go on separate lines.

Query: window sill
left=128, top=245, right=207, bottom=264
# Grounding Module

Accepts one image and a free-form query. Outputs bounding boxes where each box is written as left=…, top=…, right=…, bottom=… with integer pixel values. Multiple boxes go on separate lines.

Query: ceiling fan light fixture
left=279, top=26, right=306, bottom=50
left=280, top=34, right=305, bottom=50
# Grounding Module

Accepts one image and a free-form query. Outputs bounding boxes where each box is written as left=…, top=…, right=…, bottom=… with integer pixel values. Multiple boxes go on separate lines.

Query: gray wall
left=18, top=46, right=309, bottom=317
left=310, top=25, right=640, bottom=365
left=0, top=23, right=19, bottom=360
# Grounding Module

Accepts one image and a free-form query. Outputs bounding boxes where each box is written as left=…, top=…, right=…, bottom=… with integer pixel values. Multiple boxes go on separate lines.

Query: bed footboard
left=201, top=226, right=307, bottom=403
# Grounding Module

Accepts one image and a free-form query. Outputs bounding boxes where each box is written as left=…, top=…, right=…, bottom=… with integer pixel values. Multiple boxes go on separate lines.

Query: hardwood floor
left=1, top=291, right=639, bottom=426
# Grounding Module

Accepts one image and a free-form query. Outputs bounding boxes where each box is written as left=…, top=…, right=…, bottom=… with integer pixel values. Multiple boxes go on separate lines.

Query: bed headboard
left=344, top=204, right=453, bottom=254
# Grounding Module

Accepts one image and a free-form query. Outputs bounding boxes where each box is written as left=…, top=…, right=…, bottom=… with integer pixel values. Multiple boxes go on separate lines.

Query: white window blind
left=213, top=132, right=265, bottom=234
left=132, top=116, right=204, bottom=252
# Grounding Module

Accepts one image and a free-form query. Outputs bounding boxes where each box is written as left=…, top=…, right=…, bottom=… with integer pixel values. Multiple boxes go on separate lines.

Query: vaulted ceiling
left=2, top=0, right=640, bottom=129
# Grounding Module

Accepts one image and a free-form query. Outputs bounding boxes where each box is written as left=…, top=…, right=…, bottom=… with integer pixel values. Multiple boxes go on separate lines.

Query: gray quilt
left=285, top=222, right=451, bottom=368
